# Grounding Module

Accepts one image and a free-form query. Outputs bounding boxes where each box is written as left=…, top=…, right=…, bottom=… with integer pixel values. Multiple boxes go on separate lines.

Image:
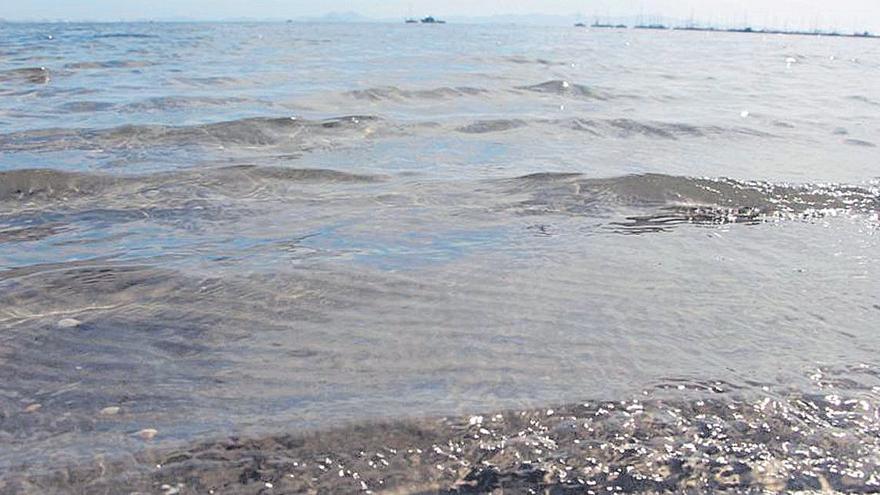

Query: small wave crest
left=346, top=86, right=488, bottom=101
left=517, top=80, right=609, bottom=100
left=504, top=172, right=879, bottom=231
left=207, top=164, right=384, bottom=184
left=457, top=119, right=528, bottom=134
left=93, top=33, right=159, bottom=39
left=0, top=115, right=382, bottom=153
left=0, top=165, right=384, bottom=204
left=847, top=95, right=880, bottom=106
left=0, top=67, right=50, bottom=85
left=451, top=116, right=773, bottom=139
left=503, top=56, right=565, bottom=66
left=0, top=169, right=120, bottom=203
left=844, top=138, right=877, bottom=148
left=57, top=96, right=264, bottom=114
left=63, top=60, right=157, bottom=70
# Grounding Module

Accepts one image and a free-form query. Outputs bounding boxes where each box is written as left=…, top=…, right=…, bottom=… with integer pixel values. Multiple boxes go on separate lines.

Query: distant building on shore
left=635, top=23, right=669, bottom=30
left=670, top=24, right=876, bottom=39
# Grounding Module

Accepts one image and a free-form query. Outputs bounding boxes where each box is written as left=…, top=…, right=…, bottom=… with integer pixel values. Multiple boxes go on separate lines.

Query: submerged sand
left=5, top=391, right=879, bottom=494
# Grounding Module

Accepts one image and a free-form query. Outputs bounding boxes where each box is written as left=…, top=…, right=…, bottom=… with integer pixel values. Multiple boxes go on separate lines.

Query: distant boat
left=574, top=23, right=587, bottom=27
left=421, top=16, right=445, bottom=24
left=405, top=18, right=418, bottom=24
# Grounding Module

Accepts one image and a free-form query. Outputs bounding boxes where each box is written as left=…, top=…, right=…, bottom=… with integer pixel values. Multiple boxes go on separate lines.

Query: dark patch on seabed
left=4, top=392, right=880, bottom=494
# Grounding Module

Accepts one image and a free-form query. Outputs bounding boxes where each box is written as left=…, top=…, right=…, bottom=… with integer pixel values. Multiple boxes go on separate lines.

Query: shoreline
left=584, top=24, right=878, bottom=40
left=4, top=391, right=878, bottom=494
left=0, top=20, right=876, bottom=40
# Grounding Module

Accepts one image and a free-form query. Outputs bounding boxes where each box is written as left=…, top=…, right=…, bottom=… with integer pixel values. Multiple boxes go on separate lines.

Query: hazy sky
left=3, top=1, right=879, bottom=31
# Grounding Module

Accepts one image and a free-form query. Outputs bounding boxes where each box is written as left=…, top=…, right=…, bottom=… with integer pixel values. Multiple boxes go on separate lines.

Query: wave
left=171, top=76, right=244, bottom=88
left=844, top=138, right=877, bottom=148
left=0, top=221, right=68, bottom=243
left=346, top=86, right=489, bottom=101
left=0, top=169, right=122, bottom=203
left=457, top=119, right=528, bottom=134
left=454, top=116, right=773, bottom=138
left=6, top=167, right=872, bottom=234
left=209, top=164, right=382, bottom=183
left=847, top=95, right=880, bottom=106
left=517, top=80, right=610, bottom=100
left=502, top=55, right=565, bottom=66
left=121, top=96, right=264, bottom=112
left=560, top=118, right=774, bottom=139
left=0, top=165, right=384, bottom=204
left=341, top=80, right=625, bottom=103
left=7, top=160, right=874, bottom=221
left=0, top=67, right=50, bottom=84
left=0, top=115, right=382, bottom=152
left=337, top=80, right=631, bottom=104
left=503, top=172, right=880, bottom=231
left=0, top=111, right=774, bottom=153
left=56, top=101, right=117, bottom=112
left=57, top=96, right=264, bottom=114
left=93, top=33, right=159, bottom=39
left=63, top=60, right=156, bottom=70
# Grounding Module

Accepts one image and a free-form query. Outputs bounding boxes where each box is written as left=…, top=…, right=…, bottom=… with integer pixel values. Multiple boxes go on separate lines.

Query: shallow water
left=0, top=22, right=879, bottom=489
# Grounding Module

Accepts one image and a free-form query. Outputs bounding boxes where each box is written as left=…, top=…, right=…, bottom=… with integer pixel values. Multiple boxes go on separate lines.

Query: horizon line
left=0, top=12, right=876, bottom=33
